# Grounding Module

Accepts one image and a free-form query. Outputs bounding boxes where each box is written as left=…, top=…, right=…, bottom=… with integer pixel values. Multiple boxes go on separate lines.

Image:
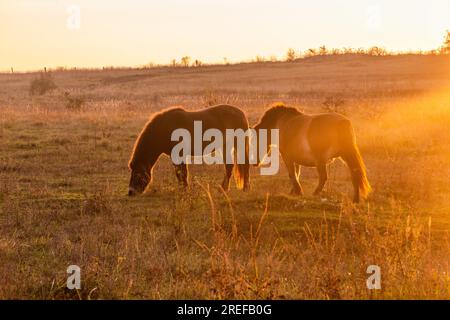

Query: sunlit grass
left=0, top=55, right=449, bottom=299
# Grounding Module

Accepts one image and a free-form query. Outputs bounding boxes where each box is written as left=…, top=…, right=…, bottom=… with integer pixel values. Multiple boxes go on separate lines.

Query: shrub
left=254, top=55, right=266, bottom=63
left=322, top=96, right=346, bottom=113
left=181, top=56, right=191, bottom=67
left=64, top=91, right=84, bottom=111
left=367, top=46, right=387, bottom=56
left=29, top=72, right=57, bottom=96
left=441, top=30, right=450, bottom=54
left=286, top=48, right=297, bottom=62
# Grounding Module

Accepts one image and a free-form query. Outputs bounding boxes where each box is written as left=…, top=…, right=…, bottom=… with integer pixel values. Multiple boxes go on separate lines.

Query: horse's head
left=252, top=122, right=265, bottom=167
left=128, top=166, right=152, bottom=196
left=127, top=115, right=163, bottom=196
left=253, top=103, right=298, bottom=166
left=253, top=113, right=275, bottom=167
left=253, top=102, right=287, bottom=134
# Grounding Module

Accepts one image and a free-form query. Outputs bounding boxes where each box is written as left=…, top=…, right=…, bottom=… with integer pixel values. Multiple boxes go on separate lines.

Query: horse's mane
left=259, top=102, right=302, bottom=124
left=149, top=106, right=185, bottom=123
left=128, top=106, right=185, bottom=169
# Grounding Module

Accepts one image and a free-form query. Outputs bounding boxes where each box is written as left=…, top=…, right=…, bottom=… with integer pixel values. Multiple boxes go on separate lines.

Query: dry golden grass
left=0, top=54, right=449, bottom=299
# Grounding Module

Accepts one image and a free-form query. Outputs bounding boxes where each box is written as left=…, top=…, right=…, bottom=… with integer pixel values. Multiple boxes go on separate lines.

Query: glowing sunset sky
left=1, top=0, right=449, bottom=71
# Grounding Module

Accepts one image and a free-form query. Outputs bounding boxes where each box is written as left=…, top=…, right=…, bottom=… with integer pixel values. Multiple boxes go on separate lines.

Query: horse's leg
left=313, top=161, right=328, bottom=197
left=243, top=162, right=250, bottom=191
left=283, top=157, right=303, bottom=195
left=351, top=172, right=360, bottom=203
left=243, top=135, right=250, bottom=191
left=341, top=155, right=360, bottom=203
left=295, top=163, right=301, bottom=180
left=294, top=163, right=304, bottom=194
left=174, top=163, right=188, bottom=187
left=222, top=164, right=234, bottom=191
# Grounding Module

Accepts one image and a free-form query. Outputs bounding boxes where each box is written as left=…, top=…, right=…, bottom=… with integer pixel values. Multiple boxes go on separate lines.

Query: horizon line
left=3, top=46, right=449, bottom=74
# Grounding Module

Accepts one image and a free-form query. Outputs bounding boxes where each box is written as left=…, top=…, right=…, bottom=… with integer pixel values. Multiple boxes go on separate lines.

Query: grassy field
left=0, top=54, right=449, bottom=299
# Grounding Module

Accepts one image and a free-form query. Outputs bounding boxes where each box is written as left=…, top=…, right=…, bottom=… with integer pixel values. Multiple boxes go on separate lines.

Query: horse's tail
left=340, top=120, right=372, bottom=199
left=233, top=134, right=250, bottom=190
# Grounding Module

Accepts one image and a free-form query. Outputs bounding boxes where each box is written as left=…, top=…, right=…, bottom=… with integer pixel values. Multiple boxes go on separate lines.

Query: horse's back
left=199, top=104, right=246, bottom=118
left=307, top=113, right=353, bottom=157
left=281, top=112, right=352, bottom=164
left=186, top=104, right=248, bottom=129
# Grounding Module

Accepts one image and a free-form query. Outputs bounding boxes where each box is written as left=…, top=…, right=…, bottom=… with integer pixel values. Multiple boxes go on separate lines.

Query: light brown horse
left=253, top=103, right=371, bottom=203
left=128, top=104, right=250, bottom=196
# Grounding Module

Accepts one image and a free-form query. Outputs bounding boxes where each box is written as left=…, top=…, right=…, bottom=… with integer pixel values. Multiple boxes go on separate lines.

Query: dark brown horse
left=253, top=103, right=371, bottom=203
left=128, top=104, right=250, bottom=196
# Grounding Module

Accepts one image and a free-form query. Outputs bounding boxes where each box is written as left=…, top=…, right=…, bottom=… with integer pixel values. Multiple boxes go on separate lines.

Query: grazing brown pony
left=128, top=104, right=250, bottom=196
left=253, top=103, right=371, bottom=203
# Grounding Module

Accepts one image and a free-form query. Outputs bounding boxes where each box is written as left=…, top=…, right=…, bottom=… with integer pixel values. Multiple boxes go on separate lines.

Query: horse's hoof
left=313, top=192, right=324, bottom=199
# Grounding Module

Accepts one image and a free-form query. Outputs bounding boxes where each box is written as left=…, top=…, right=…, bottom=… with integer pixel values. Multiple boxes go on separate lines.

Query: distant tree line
left=14, top=31, right=449, bottom=73
left=166, top=31, right=450, bottom=67
left=282, top=30, right=450, bottom=62
left=442, top=30, right=450, bottom=55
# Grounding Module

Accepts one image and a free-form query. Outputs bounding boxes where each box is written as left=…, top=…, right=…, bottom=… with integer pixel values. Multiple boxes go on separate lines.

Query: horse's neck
left=147, top=153, right=159, bottom=169
left=137, top=135, right=162, bottom=170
